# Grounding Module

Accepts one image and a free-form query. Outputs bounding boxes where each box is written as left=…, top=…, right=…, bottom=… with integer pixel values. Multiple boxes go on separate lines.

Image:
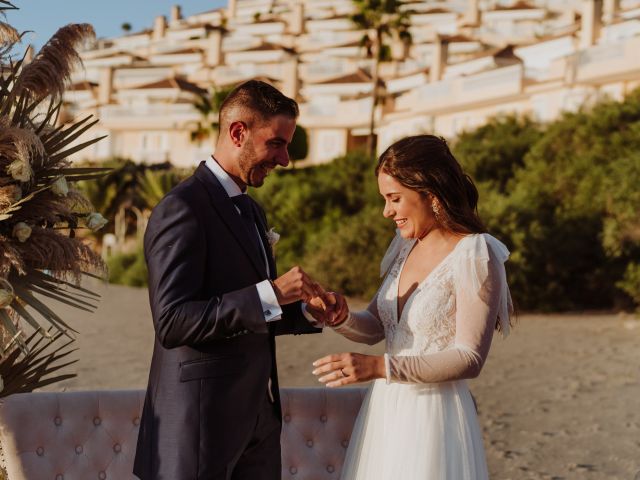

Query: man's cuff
left=301, top=303, right=324, bottom=327
left=256, top=280, right=282, bottom=322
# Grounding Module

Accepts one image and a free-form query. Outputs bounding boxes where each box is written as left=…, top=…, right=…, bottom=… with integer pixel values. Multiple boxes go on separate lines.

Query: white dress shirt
left=205, top=157, right=283, bottom=323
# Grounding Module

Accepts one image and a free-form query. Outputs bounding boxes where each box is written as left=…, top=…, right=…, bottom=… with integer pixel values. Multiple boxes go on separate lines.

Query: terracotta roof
left=192, top=7, right=224, bottom=15
left=69, top=81, right=98, bottom=92
left=327, top=40, right=363, bottom=49
left=88, top=50, right=145, bottom=60
left=308, top=14, right=349, bottom=21
left=133, top=77, right=207, bottom=95
left=316, top=69, right=372, bottom=85
left=494, top=45, right=522, bottom=61
left=153, top=47, right=203, bottom=55
left=217, top=75, right=282, bottom=88
left=493, top=1, right=540, bottom=11
left=121, top=28, right=152, bottom=38
left=440, top=34, right=478, bottom=43
left=450, top=44, right=521, bottom=64
left=421, top=8, right=453, bottom=14
left=515, top=27, right=579, bottom=48
left=185, top=22, right=226, bottom=31
left=233, top=41, right=296, bottom=54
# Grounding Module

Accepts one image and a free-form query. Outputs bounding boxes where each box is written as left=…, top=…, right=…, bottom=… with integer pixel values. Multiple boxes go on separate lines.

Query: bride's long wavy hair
left=376, top=135, right=486, bottom=235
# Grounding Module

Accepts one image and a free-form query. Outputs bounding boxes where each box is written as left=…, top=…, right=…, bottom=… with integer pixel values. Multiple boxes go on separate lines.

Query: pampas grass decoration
left=0, top=0, right=110, bottom=397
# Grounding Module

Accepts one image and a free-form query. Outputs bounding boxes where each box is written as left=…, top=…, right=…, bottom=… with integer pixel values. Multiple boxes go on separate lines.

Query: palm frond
left=14, top=24, right=95, bottom=102
left=0, top=6, right=107, bottom=396
left=0, top=329, right=77, bottom=397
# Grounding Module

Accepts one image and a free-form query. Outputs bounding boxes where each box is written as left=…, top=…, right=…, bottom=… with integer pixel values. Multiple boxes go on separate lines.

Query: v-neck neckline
left=394, top=235, right=468, bottom=324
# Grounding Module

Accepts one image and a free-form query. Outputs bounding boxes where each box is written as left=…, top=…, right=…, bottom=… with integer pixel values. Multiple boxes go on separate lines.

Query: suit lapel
left=194, top=163, right=268, bottom=278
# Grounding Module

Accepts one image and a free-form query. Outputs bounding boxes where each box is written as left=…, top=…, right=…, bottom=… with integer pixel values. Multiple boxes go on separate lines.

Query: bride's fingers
left=312, top=353, right=344, bottom=368
left=326, top=373, right=352, bottom=388
left=317, top=369, right=345, bottom=384
left=311, top=360, right=343, bottom=376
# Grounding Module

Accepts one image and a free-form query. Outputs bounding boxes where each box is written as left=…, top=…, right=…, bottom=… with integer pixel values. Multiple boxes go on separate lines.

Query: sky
left=7, top=1, right=227, bottom=50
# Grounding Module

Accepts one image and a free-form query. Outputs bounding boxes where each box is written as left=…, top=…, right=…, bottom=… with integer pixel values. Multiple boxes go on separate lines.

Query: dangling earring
left=431, top=198, right=441, bottom=223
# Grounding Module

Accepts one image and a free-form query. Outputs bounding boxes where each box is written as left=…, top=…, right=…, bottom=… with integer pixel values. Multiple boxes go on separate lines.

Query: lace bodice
left=377, top=238, right=459, bottom=356
left=333, top=232, right=513, bottom=385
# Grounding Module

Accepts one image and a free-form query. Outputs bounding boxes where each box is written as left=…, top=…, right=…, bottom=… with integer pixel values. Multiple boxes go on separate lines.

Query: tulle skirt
left=340, top=379, right=489, bottom=480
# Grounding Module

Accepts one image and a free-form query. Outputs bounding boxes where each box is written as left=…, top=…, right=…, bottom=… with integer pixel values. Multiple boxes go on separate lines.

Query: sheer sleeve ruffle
left=457, top=233, right=513, bottom=337
left=386, top=234, right=513, bottom=384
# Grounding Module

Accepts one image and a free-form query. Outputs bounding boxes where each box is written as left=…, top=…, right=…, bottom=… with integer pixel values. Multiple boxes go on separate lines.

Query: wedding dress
left=334, top=233, right=512, bottom=480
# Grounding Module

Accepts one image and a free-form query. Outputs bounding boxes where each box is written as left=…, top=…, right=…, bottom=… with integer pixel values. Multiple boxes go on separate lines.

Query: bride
left=310, top=135, right=513, bottom=479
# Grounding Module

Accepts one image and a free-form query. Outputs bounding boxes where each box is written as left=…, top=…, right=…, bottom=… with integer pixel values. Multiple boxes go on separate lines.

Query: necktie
left=232, top=195, right=267, bottom=269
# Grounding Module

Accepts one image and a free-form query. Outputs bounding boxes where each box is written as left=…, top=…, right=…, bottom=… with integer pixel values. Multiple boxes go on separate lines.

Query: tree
left=350, top=0, right=412, bottom=158
left=121, top=22, right=132, bottom=33
left=454, top=115, right=542, bottom=193
left=190, top=86, right=233, bottom=146
left=287, top=125, right=309, bottom=166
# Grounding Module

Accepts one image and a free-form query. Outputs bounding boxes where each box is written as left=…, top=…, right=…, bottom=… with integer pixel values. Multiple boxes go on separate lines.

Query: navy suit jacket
left=133, top=162, right=320, bottom=479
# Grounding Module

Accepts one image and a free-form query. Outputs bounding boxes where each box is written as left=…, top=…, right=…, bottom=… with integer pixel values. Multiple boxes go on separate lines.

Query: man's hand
left=272, top=266, right=325, bottom=305
left=312, top=353, right=385, bottom=388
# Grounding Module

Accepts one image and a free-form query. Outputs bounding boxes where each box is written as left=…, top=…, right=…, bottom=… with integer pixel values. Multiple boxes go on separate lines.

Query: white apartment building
left=66, top=0, right=640, bottom=167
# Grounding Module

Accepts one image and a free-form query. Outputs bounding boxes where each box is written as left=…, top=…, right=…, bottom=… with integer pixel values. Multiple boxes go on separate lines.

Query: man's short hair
left=219, top=80, right=299, bottom=131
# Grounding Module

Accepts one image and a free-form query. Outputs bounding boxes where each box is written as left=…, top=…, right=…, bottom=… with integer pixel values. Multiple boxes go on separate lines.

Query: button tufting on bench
left=0, top=388, right=367, bottom=480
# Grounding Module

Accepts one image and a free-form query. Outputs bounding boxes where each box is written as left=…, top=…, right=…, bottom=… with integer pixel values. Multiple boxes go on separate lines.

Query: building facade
left=65, top=0, right=640, bottom=167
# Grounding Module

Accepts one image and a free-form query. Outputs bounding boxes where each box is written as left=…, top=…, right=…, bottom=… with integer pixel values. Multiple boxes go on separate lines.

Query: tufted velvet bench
left=0, top=387, right=367, bottom=480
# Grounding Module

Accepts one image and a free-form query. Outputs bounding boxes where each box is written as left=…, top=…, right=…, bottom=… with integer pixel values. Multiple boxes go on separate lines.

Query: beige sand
left=41, top=281, right=640, bottom=479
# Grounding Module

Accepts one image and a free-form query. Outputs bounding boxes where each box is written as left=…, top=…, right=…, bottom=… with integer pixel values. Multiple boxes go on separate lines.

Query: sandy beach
left=41, top=281, right=640, bottom=479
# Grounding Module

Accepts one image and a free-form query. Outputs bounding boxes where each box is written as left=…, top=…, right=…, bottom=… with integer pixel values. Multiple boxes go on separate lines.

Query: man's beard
left=238, top=139, right=268, bottom=188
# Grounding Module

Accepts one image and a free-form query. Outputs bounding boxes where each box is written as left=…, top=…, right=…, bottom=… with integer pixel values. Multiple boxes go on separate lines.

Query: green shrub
left=304, top=205, right=394, bottom=298
left=107, top=244, right=148, bottom=287
left=454, top=91, right=640, bottom=311
left=288, top=125, right=309, bottom=162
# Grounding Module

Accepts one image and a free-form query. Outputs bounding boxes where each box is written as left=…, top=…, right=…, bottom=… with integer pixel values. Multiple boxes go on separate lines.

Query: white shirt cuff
left=301, top=303, right=324, bottom=328
left=256, top=280, right=282, bottom=322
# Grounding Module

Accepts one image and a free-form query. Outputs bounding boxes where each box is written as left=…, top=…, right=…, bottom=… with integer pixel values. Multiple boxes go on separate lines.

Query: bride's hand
left=306, top=291, right=349, bottom=326
left=312, top=353, right=385, bottom=387
left=323, top=291, right=349, bottom=326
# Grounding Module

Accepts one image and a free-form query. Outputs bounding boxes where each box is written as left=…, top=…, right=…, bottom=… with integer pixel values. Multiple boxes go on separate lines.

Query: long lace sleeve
left=387, top=234, right=512, bottom=384
left=332, top=294, right=385, bottom=345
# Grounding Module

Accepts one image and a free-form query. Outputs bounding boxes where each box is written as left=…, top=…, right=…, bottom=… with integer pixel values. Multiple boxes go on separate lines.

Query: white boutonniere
left=266, top=228, right=280, bottom=247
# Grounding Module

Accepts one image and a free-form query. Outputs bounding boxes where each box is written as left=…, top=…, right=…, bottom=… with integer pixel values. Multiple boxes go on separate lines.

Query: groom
left=134, top=80, right=328, bottom=480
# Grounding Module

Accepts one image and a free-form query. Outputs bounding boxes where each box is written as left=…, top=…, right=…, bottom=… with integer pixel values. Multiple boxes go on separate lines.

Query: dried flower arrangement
left=0, top=0, right=109, bottom=396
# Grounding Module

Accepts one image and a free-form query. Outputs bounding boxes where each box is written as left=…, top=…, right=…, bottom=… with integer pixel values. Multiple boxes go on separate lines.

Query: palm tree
left=190, top=86, right=233, bottom=146
left=350, top=0, right=412, bottom=158
left=0, top=1, right=109, bottom=395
